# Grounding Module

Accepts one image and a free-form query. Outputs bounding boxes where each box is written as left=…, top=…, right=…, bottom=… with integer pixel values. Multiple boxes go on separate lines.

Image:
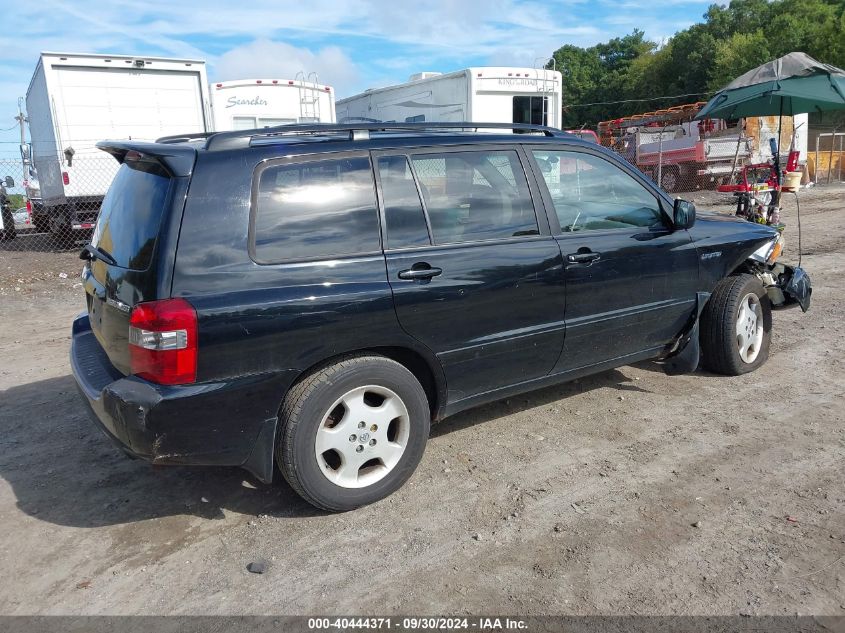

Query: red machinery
left=716, top=151, right=800, bottom=225
left=598, top=102, right=752, bottom=191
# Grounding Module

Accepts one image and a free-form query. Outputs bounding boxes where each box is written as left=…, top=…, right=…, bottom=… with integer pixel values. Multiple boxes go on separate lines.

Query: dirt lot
left=0, top=185, right=843, bottom=616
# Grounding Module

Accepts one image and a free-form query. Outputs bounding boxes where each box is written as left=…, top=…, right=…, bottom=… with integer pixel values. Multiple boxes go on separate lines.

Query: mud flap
left=241, top=417, right=278, bottom=484
left=661, top=292, right=710, bottom=376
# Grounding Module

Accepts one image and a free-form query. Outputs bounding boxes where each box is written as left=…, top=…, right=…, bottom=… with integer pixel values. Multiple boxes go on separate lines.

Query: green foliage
left=549, top=0, right=845, bottom=129
left=709, top=30, right=772, bottom=90
left=6, top=194, right=24, bottom=209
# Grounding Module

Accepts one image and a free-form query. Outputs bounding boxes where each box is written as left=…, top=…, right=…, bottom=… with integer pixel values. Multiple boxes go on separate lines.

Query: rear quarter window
left=251, top=156, right=380, bottom=263
left=91, top=160, right=171, bottom=270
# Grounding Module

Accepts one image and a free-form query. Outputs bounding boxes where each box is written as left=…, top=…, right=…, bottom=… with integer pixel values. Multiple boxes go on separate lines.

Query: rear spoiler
left=96, top=141, right=197, bottom=178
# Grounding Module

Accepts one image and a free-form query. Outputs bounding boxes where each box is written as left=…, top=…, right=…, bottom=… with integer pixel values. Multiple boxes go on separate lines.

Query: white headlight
left=749, top=239, right=777, bottom=263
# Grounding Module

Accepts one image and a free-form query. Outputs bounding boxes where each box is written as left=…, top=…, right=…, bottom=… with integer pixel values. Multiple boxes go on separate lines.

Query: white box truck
left=336, top=67, right=562, bottom=129
left=211, top=77, right=336, bottom=131
left=25, top=52, right=211, bottom=237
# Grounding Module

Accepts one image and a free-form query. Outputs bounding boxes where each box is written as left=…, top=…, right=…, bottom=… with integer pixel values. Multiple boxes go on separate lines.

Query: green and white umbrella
left=695, top=52, right=845, bottom=120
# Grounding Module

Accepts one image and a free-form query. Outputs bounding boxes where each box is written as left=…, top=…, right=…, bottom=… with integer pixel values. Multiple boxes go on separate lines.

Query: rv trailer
left=336, top=67, right=562, bottom=129
left=211, top=76, right=336, bottom=131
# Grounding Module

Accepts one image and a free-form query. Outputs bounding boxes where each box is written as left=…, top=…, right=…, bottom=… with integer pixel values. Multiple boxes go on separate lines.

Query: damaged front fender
left=762, top=263, right=812, bottom=313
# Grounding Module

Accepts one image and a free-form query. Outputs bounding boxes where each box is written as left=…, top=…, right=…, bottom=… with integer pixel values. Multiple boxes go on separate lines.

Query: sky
left=0, top=0, right=713, bottom=159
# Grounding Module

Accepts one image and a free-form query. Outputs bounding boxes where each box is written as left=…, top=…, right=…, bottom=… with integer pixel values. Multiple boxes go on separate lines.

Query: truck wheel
left=660, top=166, right=681, bottom=192
left=277, top=354, right=430, bottom=512
left=1, top=209, right=16, bottom=240
left=32, top=215, right=50, bottom=233
left=700, top=274, right=772, bottom=375
left=49, top=215, right=73, bottom=247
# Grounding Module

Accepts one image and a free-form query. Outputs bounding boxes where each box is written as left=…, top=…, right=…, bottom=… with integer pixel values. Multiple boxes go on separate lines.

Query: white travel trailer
left=336, top=67, right=562, bottom=129
left=211, top=78, right=336, bottom=131
left=25, top=52, right=211, bottom=235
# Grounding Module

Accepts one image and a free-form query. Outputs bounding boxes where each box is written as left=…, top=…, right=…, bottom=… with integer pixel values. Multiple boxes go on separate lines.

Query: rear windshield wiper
left=80, top=243, right=117, bottom=266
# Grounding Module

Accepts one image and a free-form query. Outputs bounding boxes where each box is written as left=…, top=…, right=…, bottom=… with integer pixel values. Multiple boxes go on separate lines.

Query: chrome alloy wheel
left=314, top=385, right=410, bottom=488
left=736, top=292, right=764, bottom=364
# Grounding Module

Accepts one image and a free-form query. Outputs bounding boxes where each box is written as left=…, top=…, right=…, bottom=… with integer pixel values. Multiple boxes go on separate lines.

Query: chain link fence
left=2, top=131, right=843, bottom=255
left=810, top=129, right=845, bottom=185
left=600, top=126, right=843, bottom=194
left=0, top=155, right=118, bottom=253
left=601, top=128, right=760, bottom=197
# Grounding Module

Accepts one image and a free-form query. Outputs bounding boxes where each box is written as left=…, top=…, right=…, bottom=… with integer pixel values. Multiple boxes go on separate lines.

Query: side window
left=532, top=150, right=664, bottom=232
left=253, top=156, right=380, bottom=263
left=376, top=155, right=431, bottom=249
left=410, top=150, right=538, bottom=245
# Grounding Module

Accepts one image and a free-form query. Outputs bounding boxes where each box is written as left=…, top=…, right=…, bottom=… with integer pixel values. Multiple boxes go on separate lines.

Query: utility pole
left=15, top=97, right=28, bottom=179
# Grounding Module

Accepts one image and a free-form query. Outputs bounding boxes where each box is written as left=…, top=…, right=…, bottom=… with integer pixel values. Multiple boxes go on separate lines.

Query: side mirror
left=3, top=176, right=13, bottom=188
left=673, top=198, right=696, bottom=230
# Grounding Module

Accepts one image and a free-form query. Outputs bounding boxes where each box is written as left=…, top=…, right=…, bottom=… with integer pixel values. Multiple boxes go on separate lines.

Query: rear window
left=91, top=161, right=171, bottom=270
left=252, top=156, right=380, bottom=263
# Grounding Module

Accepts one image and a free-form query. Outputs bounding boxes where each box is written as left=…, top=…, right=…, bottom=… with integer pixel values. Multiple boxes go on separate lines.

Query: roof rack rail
left=201, top=121, right=564, bottom=151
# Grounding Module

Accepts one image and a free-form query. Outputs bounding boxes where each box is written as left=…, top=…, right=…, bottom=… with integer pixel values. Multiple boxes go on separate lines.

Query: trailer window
left=410, top=150, right=537, bottom=245
left=252, top=156, right=380, bottom=263
left=532, top=150, right=663, bottom=232
left=233, top=117, right=257, bottom=130
left=259, top=117, right=294, bottom=127
left=513, top=96, right=547, bottom=126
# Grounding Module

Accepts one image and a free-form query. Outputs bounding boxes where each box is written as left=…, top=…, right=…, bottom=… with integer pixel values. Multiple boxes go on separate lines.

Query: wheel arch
left=289, top=345, right=446, bottom=422
left=243, top=344, right=446, bottom=486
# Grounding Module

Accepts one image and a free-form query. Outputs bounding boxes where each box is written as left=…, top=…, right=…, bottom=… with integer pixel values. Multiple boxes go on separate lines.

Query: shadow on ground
left=0, top=366, right=661, bottom=528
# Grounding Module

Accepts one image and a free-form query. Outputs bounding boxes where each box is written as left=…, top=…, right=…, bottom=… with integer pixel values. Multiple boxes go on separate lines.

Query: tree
left=6, top=194, right=24, bottom=209
left=550, top=30, right=658, bottom=127
left=550, top=44, right=603, bottom=128
left=709, top=30, right=773, bottom=90
left=547, top=0, right=845, bottom=128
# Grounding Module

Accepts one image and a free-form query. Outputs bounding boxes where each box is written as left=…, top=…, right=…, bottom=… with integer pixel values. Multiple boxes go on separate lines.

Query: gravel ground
left=0, top=185, right=843, bottom=616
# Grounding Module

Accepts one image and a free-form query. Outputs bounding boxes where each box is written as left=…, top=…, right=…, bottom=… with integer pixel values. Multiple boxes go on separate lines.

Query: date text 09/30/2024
left=307, top=617, right=528, bottom=630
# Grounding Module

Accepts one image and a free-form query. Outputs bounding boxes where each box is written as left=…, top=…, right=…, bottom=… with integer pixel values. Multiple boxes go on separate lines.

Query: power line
left=565, top=91, right=714, bottom=108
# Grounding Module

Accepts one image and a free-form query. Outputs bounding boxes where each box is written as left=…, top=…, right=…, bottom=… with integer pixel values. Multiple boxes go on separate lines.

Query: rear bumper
left=70, top=313, right=298, bottom=482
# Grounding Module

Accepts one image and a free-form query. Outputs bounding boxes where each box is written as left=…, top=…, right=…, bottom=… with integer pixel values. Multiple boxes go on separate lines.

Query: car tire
left=276, top=354, right=430, bottom=512
left=700, top=273, right=772, bottom=375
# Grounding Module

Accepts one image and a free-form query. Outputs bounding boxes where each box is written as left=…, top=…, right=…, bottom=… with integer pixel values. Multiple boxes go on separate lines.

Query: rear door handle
left=567, top=252, right=601, bottom=264
left=398, top=266, right=442, bottom=280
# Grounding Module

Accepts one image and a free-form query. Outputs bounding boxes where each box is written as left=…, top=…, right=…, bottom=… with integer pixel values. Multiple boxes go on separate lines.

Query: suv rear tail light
left=129, top=298, right=197, bottom=385
left=62, top=172, right=70, bottom=185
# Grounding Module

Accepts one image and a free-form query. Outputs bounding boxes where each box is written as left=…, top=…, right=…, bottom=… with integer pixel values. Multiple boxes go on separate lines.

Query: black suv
left=71, top=122, right=811, bottom=511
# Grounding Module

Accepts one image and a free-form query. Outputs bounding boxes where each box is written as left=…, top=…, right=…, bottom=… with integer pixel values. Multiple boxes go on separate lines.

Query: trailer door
left=54, top=66, right=208, bottom=147
left=52, top=65, right=208, bottom=198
